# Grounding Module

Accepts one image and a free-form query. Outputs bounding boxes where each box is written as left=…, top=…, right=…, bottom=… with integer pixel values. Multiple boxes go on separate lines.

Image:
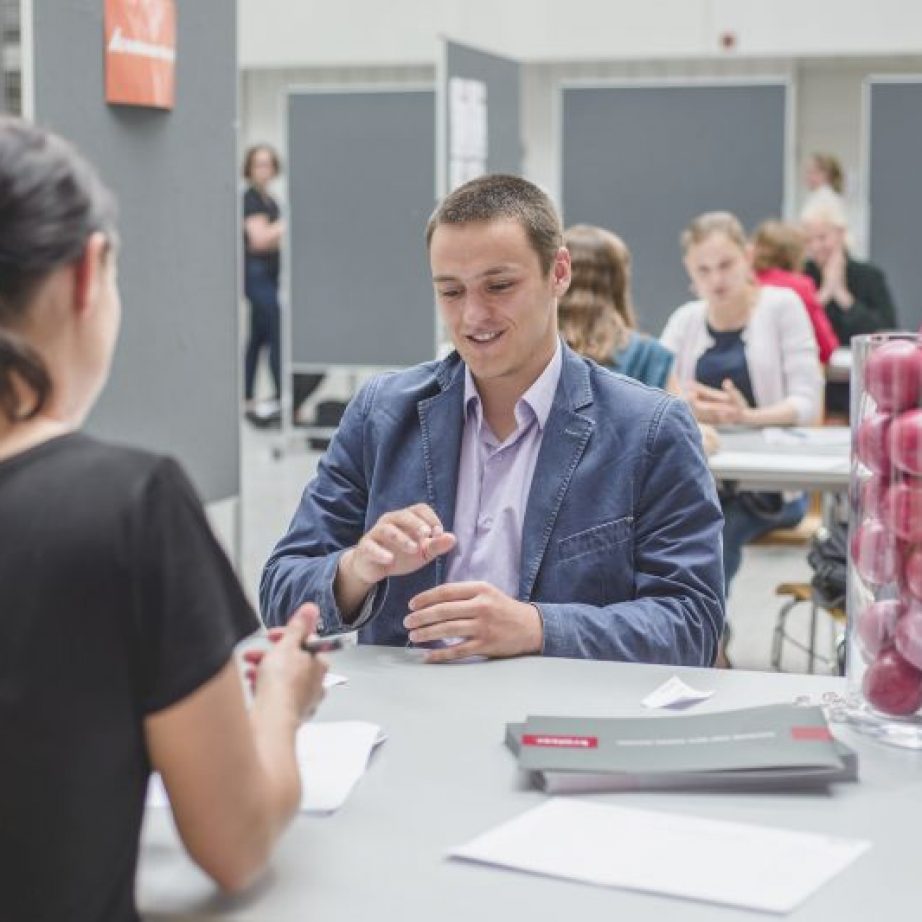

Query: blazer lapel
left=417, top=358, right=465, bottom=584
left=519, top=348, right=595, bottom=600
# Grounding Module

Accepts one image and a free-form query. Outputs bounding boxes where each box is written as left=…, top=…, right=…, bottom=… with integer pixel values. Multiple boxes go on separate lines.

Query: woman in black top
left=242, top=144, right=285, bottom=422
left=0, top=119, right=327, bottom=921
left=802, top=200, right=898, bottom=418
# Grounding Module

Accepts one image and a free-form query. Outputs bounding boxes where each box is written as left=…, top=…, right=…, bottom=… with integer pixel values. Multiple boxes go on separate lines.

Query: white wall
left=240, top=0, right=922, bottom=68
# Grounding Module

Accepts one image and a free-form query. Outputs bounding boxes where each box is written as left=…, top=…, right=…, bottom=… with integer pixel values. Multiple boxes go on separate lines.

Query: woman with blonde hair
left=661, top=211, right=823, bottom=591
left=560, top=224, right=677, bottom=390
left=801, top=199, right=897, bottom=416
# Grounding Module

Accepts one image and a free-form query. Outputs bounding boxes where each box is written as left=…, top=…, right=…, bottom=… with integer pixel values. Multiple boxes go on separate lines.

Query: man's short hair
left=426, top=174, right=562, bottom=275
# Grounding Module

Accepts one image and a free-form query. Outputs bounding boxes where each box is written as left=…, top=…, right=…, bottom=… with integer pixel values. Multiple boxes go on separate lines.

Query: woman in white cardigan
left=661, top=212, right=823, bottom=593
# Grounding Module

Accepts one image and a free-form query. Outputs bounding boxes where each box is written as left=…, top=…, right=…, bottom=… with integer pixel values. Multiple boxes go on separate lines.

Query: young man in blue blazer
left=262, top=175, right=724, bottom=666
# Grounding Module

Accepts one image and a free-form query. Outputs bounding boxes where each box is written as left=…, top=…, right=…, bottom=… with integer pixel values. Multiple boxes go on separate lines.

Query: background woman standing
left=243, top=144, right=285, bottom=424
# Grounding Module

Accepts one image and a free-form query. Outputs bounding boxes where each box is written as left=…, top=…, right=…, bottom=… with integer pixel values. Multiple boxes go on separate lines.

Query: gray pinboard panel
left=31, top=0, right=239, bottom=503
left=562, top=83, right=786, bottom=338
left=288, top=89, right=436, bottom=367
left=868, top=80, right=920, bottom=331
left=445, top=39, right=521, bottom=184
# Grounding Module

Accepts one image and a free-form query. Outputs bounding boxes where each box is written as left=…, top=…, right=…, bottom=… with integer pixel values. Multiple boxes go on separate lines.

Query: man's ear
left=553, top=246, right=571, bottom=297
left=71, top=232, right=108, bottom=317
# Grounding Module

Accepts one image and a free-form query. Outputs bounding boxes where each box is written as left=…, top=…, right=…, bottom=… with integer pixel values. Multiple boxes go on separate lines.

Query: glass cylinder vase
left=847, top=331, right=922, bottom=748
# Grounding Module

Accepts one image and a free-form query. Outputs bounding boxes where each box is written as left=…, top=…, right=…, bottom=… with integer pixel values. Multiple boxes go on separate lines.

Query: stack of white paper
left=450, top=799, right=870, bottom=914
left=146, top=720, right=384, bottom=815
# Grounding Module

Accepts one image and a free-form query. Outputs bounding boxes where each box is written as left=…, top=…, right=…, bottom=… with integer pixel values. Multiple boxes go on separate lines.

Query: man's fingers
left=408, top=618, right=477, bottom=646
left=420, top=532, right=456, bottom=563
left=372, top=521, right=421, bottom=555
left=407, top=503, right=445, bottom=535
left=409, top=580, right=483, bottom=612
left=358, top=536, right=395, bottom=565
left=424, top=640, right=481, bottom=664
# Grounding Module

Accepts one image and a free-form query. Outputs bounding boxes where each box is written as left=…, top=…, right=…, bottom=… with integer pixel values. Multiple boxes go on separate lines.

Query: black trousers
left=244, top=271, right=281, bottom=401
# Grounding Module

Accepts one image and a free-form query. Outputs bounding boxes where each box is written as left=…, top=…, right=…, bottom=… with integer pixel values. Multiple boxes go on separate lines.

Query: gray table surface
left=138, top=646, right=922, bottom=920
left=708, top=427, right=850, bottom=492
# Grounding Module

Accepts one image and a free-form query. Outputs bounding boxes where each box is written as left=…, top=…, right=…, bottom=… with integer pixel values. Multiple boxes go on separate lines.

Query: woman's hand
left=244, top=604, right=328, bottom=724
left=688, top=381, right=746, bottom=425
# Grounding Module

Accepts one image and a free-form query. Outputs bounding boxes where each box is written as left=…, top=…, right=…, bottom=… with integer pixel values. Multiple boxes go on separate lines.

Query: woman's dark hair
left=0, top=117, right=117, bottom=422
left=242, top=143, right=281, bottom=181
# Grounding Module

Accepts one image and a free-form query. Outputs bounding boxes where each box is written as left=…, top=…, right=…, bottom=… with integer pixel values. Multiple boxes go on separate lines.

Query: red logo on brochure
left=521, top=734, right=599, bottom=749
left=790, top=726, right=834, bottom=742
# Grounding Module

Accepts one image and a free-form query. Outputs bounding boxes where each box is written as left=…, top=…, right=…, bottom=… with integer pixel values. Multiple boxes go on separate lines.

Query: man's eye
left=488, top=281, right=513, bottom=293
left=439, top=289, right=461, bottom=299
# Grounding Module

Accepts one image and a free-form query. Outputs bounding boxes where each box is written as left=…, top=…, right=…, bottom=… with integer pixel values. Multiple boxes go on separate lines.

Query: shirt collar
left=463, top=337, right=562, bottom=434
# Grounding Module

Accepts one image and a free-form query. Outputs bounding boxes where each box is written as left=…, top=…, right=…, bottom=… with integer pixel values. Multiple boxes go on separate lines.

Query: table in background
left=138, top=646, right=922, bottom=921
left=708, top=426, right=850, bottom=495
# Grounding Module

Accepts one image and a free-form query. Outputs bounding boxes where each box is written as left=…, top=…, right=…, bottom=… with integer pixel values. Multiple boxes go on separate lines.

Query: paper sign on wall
left=104, top=0, right=176, bottom=110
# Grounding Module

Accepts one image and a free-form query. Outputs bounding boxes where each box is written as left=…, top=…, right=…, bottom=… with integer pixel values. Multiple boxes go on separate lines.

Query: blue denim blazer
left=261, top=344, right=725, bottom=666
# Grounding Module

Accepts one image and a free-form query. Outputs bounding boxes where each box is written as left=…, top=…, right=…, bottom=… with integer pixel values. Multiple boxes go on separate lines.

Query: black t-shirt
left=0, top=434, right=259, bottom=922
left=243, top=185, right=281, bottom=282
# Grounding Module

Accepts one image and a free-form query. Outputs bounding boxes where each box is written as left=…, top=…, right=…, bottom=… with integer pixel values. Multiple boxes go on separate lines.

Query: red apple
left=851, top=518, right=902, bottom=585
left=884, top=481, right=922, bottom=541
left=857, top=599, right=905, bottom=660
left=862, top=648, right=922, bottom=716
left=865, top=339, right=922, bottom=412
left=855, top=474, right=890, bottom=521
left=855, top=413, right=892, bottom=475
left=891, top=409, right=922, bottom=476
left=894, top=605, right=922, bottom=671
left=905, top=546, right=922, bottom=600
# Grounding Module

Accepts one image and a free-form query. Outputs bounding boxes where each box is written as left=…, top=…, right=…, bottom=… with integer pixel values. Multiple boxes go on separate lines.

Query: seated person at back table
left=660, top=211, right=823, bottom=592
left=751, top=219, right=840, bottom=366
left=261, top=175, right=725, bottom=666
left=559, top=222, right=719, bottom=456
left=802, top=200, right=898, bottom=418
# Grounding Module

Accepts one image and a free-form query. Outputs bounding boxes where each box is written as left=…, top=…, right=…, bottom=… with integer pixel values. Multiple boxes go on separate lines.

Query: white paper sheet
left=762, top=427, right=851, bottom=448
left=450, top=799, right=870, bottom=914
left=642, top=675, right=715, bottom=709
left=296, top=720, right=385, bottom=813
left=145, top=720, right=385, bottom=815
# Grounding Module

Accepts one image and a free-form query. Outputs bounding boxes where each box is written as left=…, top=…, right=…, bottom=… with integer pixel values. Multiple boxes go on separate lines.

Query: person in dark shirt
left=802, top=200, right=898, bottom=417
left=0, top=118, right=327, bottom=922
left=242, top=144, right=285, bottom=423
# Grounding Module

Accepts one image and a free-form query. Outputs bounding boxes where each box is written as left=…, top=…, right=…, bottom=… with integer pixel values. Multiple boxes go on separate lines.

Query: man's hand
left=403, top=581, right=543, bottom=663
left=334, top=504, right=456, bottom=619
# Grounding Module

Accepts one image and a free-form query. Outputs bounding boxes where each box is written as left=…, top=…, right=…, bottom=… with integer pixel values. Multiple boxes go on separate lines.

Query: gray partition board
left=287, top=88, right=436, bottom=368
left=442, top=39, right=521, bottom=192
left=561, top=81, right=787, bottom=338
left=867, top=77, right=922, bottom=331
left=29, top=0, right=239, bottom=504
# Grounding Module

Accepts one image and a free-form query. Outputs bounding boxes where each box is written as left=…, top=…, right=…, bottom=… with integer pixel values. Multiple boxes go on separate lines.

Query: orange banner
left=104, top=0, right=176, bottom=110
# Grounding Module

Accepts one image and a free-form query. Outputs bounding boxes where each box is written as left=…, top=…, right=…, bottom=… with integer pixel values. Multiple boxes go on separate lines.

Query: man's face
left=803, top=219, right=845, bottom=267
left=429, top=218, right=570, bottom=393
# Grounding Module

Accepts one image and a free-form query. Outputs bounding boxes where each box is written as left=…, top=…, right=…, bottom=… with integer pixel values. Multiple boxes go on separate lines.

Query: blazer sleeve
left=259, top=378, right=380, bottom=631
left=776, top=292, right=824, bottom=424
left=535, top=398, right=725, bottom=667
